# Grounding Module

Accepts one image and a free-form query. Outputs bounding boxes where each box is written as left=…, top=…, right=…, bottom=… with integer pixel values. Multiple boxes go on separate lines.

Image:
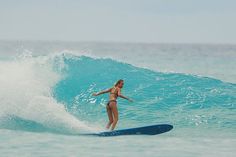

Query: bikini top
left=110, top=87, right=118, bottom=97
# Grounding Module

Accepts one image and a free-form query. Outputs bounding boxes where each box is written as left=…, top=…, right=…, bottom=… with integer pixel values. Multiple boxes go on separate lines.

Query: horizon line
left=0, top=39, right=236, bottom=46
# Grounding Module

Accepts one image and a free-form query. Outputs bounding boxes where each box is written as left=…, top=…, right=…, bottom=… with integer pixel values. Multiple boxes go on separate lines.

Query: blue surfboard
left=83, top=124, right=173, bottom=137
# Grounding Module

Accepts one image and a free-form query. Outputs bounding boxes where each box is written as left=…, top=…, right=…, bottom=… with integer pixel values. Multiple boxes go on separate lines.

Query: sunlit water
left=0, top=41, right=235, bottom=157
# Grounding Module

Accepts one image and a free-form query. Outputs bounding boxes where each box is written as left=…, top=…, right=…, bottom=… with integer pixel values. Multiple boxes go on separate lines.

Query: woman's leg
left=110, top=102, right=118, bottom=130
left=106, top=104, right=113, bottom=129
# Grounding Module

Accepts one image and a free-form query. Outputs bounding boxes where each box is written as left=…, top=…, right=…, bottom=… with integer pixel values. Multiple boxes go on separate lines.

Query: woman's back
left=109, top=86, right=118, bottom=101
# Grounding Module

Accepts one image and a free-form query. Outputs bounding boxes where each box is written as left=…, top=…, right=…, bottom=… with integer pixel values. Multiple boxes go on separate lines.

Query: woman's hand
left=92, top=93, right=98, bottom=96
left=128, top=98, right=133, bottom=102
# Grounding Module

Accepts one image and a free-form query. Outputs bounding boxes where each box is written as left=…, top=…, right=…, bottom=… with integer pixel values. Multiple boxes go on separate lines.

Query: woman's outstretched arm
left=117, top=89, right=133, bottom=102
left=93, top=88, right=112, bottom=96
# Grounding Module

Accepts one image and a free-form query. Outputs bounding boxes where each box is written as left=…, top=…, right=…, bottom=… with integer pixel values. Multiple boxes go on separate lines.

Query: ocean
left=0, top=41, right=235, bottom=157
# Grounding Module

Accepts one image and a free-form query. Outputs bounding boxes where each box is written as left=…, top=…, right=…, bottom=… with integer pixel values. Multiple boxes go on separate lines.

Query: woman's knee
left=113, top=117, right=118, bottom=123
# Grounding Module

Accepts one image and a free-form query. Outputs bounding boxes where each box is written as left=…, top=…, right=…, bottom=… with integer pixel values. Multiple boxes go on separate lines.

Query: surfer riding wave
left=93, top=79, right=133, bottom=130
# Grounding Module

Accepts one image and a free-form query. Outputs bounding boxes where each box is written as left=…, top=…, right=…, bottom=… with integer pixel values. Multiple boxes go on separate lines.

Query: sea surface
left=0, top=41, right=236, bottom=157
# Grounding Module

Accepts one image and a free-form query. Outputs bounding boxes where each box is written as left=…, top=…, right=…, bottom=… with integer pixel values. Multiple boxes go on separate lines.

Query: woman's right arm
left=93, top=88, right=112, bottom=96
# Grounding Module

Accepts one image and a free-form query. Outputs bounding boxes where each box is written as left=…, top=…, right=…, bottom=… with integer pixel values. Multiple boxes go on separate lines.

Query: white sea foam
left=0, top=53, right=95, bottom=133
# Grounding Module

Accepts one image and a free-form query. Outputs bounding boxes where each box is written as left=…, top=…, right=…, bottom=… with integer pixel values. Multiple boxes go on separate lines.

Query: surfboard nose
left=99, top=124, right=174, bottom=136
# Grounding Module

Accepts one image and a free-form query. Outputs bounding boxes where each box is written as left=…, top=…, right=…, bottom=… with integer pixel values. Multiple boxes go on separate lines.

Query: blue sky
left=0, top=0, right=235, bottom=43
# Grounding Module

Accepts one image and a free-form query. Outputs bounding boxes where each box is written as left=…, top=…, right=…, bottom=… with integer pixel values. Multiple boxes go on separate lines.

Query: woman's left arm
left=118, top=89, right=133, bottom=102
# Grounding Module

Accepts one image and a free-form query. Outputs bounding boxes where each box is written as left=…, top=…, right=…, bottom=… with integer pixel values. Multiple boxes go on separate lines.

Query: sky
left=0, top=0, right=236, bottom=43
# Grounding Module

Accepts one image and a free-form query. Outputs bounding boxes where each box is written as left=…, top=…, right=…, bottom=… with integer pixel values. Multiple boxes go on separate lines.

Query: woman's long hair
left=115, top=79, right=124, bottom=87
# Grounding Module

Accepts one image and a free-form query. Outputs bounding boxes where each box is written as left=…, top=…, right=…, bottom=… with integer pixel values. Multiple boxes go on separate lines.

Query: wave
left=0, top=52, right=235, bottom=134
left=0, top=53, right=96, bottom=134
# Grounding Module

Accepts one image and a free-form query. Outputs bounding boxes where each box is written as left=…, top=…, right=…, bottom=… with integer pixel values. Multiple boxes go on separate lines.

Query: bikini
left=107, top=87, right=118, bottom=107
left=107, top=100, right=117, bottom=107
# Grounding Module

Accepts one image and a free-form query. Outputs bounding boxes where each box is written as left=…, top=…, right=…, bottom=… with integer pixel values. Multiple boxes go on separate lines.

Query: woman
left=93, top=79, right=132, bottom=130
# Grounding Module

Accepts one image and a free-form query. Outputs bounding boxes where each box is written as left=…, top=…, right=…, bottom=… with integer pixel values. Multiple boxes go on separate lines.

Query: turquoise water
left=0, top=42, right=236, bottom=157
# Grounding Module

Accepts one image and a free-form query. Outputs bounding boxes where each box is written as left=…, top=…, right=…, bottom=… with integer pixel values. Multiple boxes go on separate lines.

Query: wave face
left=0, top=53, right=235, bottom=134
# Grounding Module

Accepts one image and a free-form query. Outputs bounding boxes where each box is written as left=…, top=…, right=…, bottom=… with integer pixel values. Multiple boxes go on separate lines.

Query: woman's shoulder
left=111, top=86, right=120, bottom=92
